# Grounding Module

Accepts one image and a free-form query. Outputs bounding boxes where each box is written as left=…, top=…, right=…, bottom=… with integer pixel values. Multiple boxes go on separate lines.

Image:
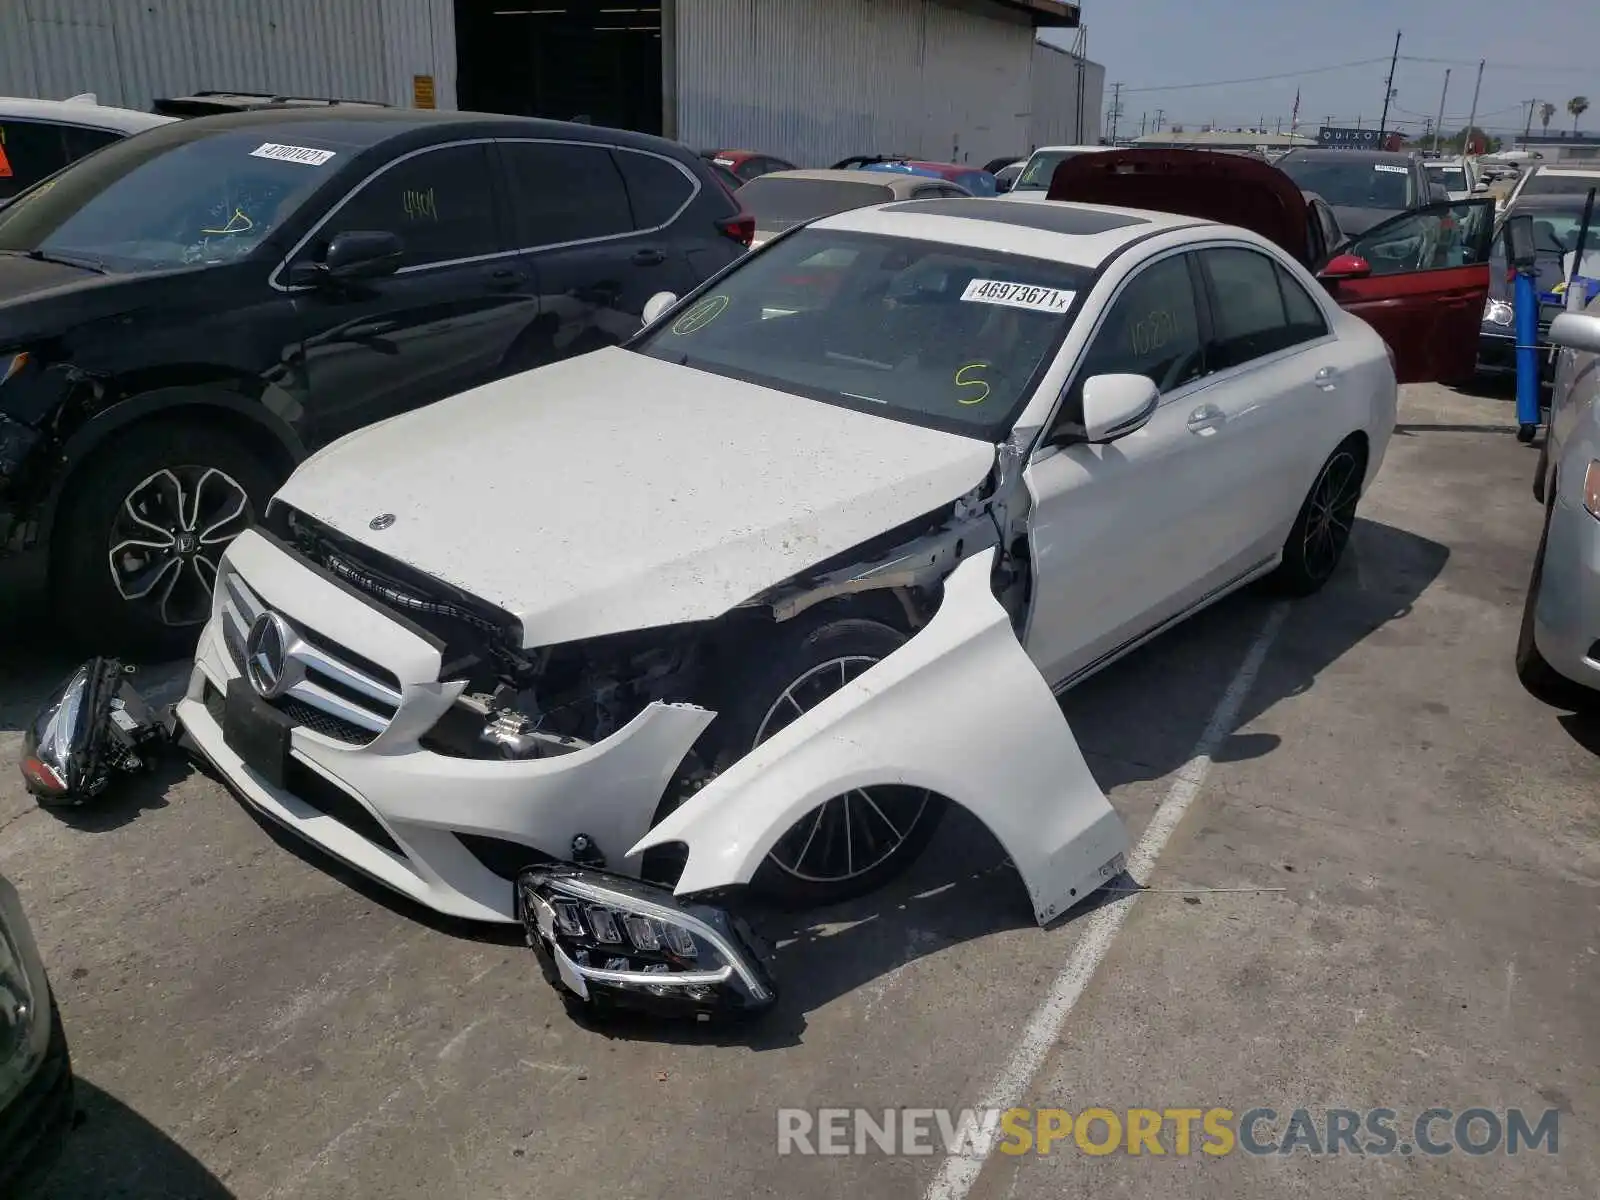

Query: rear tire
left=51, top=420, right=278, bottom=661
left=1265, top=438, right=1367, bottom=597
left=702, top=612, right=946, bottom=908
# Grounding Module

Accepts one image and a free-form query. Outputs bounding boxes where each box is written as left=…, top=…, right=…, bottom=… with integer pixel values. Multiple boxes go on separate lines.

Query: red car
left=701, top=149, right=796, bottom=185
left=1046, top=148, right=1495, bottom=383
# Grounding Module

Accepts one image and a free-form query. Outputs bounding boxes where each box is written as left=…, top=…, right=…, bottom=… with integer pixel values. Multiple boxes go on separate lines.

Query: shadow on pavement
left=36, top=1079, right=235, bottom=1200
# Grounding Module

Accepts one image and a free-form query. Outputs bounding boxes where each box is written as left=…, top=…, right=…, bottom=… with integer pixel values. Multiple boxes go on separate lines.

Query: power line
left=1401, top=55, right=1597, bottom=75
left=1121, top=57, right=1390, bottom=94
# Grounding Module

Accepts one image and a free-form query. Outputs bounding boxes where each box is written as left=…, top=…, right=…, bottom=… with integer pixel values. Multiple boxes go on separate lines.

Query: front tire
left=1266, top=439, right=1367, bottom=597
left=705, top=613, right=946, bottom=908
left=52, top=421, right=278, bottom=660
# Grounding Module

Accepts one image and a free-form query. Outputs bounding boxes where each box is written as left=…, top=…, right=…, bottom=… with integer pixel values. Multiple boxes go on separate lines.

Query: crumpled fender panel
left=630, top=549, right=1130, bottom=924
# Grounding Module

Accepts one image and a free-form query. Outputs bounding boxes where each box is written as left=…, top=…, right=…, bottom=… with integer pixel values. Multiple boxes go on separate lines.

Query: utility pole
left=1431, top=68, right=1450, bottom=153
left=1378, top=29, right=1401, bottom=141
left=1462, top=58, right=1485, bottom=155
left=1154, top=107, right=1164, bottom=132
left=1524, top=98, right=1539, bottom=137
left=1140, top=112, right=1147, bottom=137
left=1276, top=117, right=1282, bottom=134
left=1108, top=81, right=1123, bottom=144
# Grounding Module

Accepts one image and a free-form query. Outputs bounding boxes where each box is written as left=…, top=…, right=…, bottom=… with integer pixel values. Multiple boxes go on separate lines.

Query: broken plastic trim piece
left=22, top=658, right=170, bottom=807
left=631, top=548, right=1130, bottom=925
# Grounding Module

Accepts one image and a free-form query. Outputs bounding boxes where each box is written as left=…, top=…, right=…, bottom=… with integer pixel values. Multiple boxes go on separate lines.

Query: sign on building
left=1317, top=126, right=1399, bottom=150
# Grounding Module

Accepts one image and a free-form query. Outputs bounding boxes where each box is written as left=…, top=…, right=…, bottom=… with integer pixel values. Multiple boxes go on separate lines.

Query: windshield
left=1521, top=172, right=1600, bottom=199
left=1427, top=165, right=1467, bottom=192
left=0, top=128, right=340, bottom=271
left=1277, top=157, right=1413, bottom=210
left=737, top=177, right=896, bottom=230
left=1014, top=150, right=1084, bottom=191
left=632, top=228, right=1090, bottom=440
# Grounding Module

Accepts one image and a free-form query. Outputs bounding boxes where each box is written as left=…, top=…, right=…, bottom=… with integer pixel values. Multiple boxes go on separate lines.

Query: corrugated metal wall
left=1027, top=41, right=1103, bottom=151
left=673, top=0, right=1036, bottom=168
left=0, top=0, right=456, bottom=111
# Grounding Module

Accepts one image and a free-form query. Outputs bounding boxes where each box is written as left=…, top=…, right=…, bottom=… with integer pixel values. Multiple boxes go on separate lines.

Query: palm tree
left=1571, top=96, right=1591, bottom=134
left=1540, top=102, right=1557, bottom=133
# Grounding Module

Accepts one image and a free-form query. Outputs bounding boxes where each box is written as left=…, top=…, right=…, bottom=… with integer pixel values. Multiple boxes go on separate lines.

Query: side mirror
left=1318, top=253, right=1373, bottom=282
left=1081, top=374, right=1160, bottom=444
left=1548, top=313, right=1600, bottom=355
left=1472, top=181, right=1490, bottom=194
left=289, top=231, right=404, bottom=285
left=641, top=291, right=678, bottom=326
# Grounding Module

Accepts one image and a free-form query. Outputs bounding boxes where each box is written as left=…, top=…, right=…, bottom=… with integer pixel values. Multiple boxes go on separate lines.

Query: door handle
left=1186, top=403, right=1227, bottom=434
left=485, top=266, right=523, bottom=291
left=1314, top=365, right=1341, bottom=391
left=631, top=249, right=667, bottom=267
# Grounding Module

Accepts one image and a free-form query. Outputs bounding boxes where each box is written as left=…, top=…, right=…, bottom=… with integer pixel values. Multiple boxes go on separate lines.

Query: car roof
left=1532, top=165, right=1600, bottom=176
left=99, top=105, right=697, bottom=158
left=750, top=168, right=953, bottom=197
left=814, top=196, right=1199, bottom=268
left=1029, top=145, right=1110, bottom=154
left=1509, top=192, right=1600, bottom=212
left=0, top=94, right=175, bottom=134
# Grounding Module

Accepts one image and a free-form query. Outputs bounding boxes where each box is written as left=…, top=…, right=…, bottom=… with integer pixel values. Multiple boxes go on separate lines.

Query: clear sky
left=1041, top=0, right=1595, bottom=140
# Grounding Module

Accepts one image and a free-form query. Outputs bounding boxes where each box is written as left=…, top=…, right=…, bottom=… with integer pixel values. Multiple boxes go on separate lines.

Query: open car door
left=1315, top=198, right=1496, bottom=384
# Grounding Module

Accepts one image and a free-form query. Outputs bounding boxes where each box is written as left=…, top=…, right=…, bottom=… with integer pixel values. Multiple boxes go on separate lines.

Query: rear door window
left=499, top=140, right=633, bottom=247
left=0, top=119, right=74, bottom=199
left=1199, top=247, right=1326, bottom=369
left=614, top=148, right=695, bottom=230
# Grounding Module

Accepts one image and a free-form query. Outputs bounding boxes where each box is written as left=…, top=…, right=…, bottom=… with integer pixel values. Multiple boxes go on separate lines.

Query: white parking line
left=925, top=602, right=1290, bottom=1200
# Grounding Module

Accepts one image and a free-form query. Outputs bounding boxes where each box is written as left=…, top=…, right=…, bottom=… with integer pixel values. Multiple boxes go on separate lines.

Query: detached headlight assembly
left=1483, top=298, right=1514, bottom=327
left=22, top=658, right=169, bottom=807
left=517, top=866, right=776, bottom=1021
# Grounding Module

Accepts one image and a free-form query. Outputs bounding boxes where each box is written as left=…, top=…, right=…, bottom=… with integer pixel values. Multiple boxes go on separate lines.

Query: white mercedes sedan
left=167, top=183, right=1485, bottom=1018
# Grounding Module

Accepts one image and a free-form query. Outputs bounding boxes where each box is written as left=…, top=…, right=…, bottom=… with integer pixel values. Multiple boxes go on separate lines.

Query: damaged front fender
left=630, top=549, right=1130, bottom=925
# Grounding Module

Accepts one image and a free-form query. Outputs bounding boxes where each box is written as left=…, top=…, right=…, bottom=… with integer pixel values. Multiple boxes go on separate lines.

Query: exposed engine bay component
left=21, top=658, right=171, bottom=807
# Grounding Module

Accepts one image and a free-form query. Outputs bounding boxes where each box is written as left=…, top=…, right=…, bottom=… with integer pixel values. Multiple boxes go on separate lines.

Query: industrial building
left=0, top=0, right=1103, bottom=169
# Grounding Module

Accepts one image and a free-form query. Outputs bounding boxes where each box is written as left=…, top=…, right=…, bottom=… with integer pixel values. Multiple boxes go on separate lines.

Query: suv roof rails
left=152, top=91, right=391, bottom=117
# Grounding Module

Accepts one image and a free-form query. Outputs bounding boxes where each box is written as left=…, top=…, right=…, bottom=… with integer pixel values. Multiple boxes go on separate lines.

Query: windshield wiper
left=23, top=248, right=108, bottom=274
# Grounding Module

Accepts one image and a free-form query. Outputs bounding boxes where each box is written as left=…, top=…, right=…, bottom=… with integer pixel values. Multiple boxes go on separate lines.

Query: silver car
left=1519, top=294, right=1600, bottom=704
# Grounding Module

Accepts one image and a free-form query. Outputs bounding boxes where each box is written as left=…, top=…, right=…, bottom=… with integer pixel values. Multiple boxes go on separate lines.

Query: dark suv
left=0, top=108, right=751, bottom=655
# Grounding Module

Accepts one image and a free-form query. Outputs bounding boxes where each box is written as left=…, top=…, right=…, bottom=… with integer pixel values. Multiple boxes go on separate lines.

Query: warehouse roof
left=983, top=0, right=1081, bottom=27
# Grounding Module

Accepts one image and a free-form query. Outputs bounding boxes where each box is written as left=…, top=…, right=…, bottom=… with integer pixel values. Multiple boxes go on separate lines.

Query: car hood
left=1047, top=149, right=1310, bottom=262
left=276, top=348, right=997, bottom=648
left=0, top=253, right=209, bottom=348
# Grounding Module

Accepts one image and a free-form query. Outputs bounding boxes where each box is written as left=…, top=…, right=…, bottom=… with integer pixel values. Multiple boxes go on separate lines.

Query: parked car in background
left=1045, top=148, right=1495, bottom=383
left=706, top=159, right=743, bottom=194
left=1275, top=148, right=1436, bottom=234
left=701, top=148, right=795, bottom=185
left=981, top=154, right=1024, bottom=175
left=0, top=870, right=73, bottom=1195
left=1518, top=298, right=1600, bottom=707
left=858, top=159, right=998, bottom=196
left=1478, top=194, right=1600, bottom=380
left=1424, top=155, right=1484, bottom=201
left=0, top=94, right=173, bottom=201
left=0, top=107, right=749, bottom=656
left=152, top=91, right=390, bottom=117
left=993, top=160, right=1025, bottom=193
left=736, top=168, right=969, bottom=248
left=1502, top=164, right=1600, bottom=211
left=1003, top=144, right=1112, bottom=196
left=829, top=154, right=916, bottom=170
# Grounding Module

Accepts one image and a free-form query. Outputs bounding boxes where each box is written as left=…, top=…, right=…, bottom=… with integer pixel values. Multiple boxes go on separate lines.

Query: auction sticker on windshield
left=961, top=279, right=1075, bottom=312
left=1373, top=164, right=1408, bottom=174
left=250, top=143, right=337, bottom=167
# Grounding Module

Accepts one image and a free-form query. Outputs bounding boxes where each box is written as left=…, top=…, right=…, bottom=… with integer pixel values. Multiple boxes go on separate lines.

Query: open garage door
left=455, top=0, right=665, bottom=135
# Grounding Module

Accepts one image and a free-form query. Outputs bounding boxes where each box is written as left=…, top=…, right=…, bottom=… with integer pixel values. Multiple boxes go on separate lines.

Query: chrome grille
left=219, top=570, right=402, bottom=745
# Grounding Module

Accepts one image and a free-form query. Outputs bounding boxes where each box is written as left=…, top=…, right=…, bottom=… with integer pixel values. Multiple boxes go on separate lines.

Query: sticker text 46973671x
left=960, top=279, right=1076, bottom=313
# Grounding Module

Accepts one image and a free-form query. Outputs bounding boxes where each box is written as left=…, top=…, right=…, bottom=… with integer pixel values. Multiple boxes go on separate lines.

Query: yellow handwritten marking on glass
left=403, top=187, right=439, bottom=221
left=672, top=294, right=730, bottom=335
left=955, top=362, right=992, bottom=405
left=201, top=208, right=254, bottom=236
